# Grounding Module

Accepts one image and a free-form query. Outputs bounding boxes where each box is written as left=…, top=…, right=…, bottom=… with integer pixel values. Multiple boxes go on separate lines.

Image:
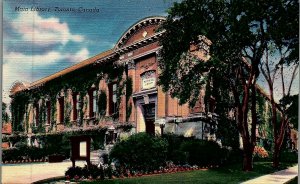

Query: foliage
left=10, top=59, right=127, bottom=133
left=162, top=133, right=193, bottom=164
left=65, top=164, right=113, bottom=180
left=65, top=166, right=83, bottom=179
left=279, top=150, right=298, bottom=163
left=179, top=139, right=228, bottom=167
left=253, top=146, right=269, bottom=158
left=257, top=0, right=298, bottom=166
left=216, top=118, right=240, bottom=150
left=10, top=93, right=30, bottom=132
left=281, top=94, right=298, bottom=130
left=110, top=133, right=168, bottom=174
left=3, top=127, right=107, bottom=161
left=158, top=0, right=298, bottom=171
left=8, top=134, right=27, bottom=147
left=32, top=123, right=45, bottom=134
left=2, top=145, right=47, bottom=162
left=110, top=133, right=232, bottom=175
left=2, top=102, right=10, bottom=123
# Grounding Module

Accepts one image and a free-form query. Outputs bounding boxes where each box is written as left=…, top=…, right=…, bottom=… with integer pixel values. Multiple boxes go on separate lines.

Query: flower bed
left=64, top=162, right=211, bottom=182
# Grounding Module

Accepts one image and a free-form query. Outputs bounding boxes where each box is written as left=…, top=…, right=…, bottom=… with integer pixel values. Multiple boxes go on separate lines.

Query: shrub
left=162, top=133, right=191, bottom=164
left=2, top=148, right=22, bottom=162
left=163, top=134, right=230, bottom=166
left=226, top=148, right=243, bottom=164
left=280, top=150, right=297, bottom=163
left=65, top=166, right=83, bottom=179
left=253, top=146, right=269, bottom=158
left=179, top=139, right=226, bottom=166
left=110, top=133, right=168, bottom=174
left=66, top=164, right=112, bottom=180
left=2, top=145, right=48, bottom=163
left=101, top=153, right=109, bottom=164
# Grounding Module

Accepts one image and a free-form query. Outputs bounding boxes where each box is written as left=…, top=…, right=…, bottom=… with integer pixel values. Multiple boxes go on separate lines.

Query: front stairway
left=90, top=144, right=114, bottom=165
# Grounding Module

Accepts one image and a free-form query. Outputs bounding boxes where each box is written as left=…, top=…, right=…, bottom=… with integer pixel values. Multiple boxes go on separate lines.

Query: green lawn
left=287, top=177, right=298, bottom=184
left=80, top=162, right=295, bottom=184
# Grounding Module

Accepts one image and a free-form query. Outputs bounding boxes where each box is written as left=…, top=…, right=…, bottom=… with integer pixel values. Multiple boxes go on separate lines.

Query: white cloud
left=10, top=11, right=84, bottom=46
left=3, top=11, right=90, bottom=105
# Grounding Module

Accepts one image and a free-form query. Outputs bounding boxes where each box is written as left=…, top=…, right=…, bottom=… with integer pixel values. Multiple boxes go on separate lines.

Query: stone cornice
left=115, top=16, right=166, bottom=49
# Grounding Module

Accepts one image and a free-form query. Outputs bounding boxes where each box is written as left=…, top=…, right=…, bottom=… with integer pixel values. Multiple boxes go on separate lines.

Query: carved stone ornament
left=127, top=60, right=135, bottom=70
left=140, top=62, right=155, bottom=70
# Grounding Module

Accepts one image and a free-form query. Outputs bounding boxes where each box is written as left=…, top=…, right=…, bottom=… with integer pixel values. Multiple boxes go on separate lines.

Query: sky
left=2, top=0, right=298, bottom=111
left=3, top=0, right=178, bottom=106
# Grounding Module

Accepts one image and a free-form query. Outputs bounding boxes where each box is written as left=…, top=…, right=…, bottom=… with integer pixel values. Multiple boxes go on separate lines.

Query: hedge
left=110, top=133, right=168, bottom=174
left=2, top=128, right=107, bottom=163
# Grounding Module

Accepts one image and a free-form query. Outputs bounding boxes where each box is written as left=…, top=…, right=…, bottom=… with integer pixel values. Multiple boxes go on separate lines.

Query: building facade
left=9, top=17, right=217, bottom=142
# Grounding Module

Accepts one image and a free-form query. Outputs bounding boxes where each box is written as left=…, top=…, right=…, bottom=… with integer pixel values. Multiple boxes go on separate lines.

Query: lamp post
left=158, top=119, right=166, bottom=136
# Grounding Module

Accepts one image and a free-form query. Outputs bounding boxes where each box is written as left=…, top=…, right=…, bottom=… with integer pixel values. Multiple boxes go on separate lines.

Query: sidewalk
left=1, top=161, right=86, bottom=184
left=241, top=165, right=298, bottom=184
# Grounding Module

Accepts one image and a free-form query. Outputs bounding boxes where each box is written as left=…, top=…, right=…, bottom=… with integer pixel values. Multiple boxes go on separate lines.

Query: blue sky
left=3, top=0, right=298, bottom=107
left=3, top=0, right=178, bottom=104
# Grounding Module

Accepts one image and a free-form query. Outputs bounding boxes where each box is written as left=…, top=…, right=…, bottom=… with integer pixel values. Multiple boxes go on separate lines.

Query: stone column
left=127, top=60, right=136, bottom=123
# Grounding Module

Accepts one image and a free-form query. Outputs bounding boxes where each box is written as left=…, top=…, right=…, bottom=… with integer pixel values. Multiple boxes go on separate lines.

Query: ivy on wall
left=10, top=92, right=30, bottom=132
left=10, top=60, right=128, bottom=133
left=256, top=94, right=273, bottom=142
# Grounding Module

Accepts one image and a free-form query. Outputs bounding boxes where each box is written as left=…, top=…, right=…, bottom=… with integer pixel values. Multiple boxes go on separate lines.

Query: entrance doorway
left=145, top=119, right=155, bottom=135
left=143, top=103, right=155, bottom=135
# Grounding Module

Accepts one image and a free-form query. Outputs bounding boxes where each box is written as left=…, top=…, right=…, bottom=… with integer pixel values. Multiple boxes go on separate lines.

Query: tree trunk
left=242, top=142, right=254, bottom=171
left=273, top=118, right=287, bottom=169
left=273, top=144, right=280, bottom=168
left=243, top=153, right=253, bottom=171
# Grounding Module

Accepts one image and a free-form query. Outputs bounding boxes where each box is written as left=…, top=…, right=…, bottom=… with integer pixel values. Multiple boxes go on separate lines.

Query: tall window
left=108, top=83, right=117, bottom=115
left=77, top=95, right=81, bottom=121
left=46, top=101, right=51, bottom=125
left=88, top=89, right=97, bottom=118
left=34, top=102, right=39, bottom=127
left=72, top=93, right=78, bottom=121
left=58, top=97, right=64, bottom=123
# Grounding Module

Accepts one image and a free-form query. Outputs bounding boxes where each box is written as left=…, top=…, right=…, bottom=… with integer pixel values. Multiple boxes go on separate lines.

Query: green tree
left=2, top=102, right=10, bottom=123
left=257, top=0, right=298, bottom=168
left=158, top=0, right=298, bottom=171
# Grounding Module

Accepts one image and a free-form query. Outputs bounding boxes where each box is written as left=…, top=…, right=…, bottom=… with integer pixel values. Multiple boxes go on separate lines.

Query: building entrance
left=143, top=103, right=155, bottom=135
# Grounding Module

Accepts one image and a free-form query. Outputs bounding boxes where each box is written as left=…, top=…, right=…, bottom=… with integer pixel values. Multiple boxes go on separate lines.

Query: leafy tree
left=158, top=0, right=298, bottom=170
left=257, top=0, right=298, bottom=168
left=284, top=94, right=298, bottom=130
left=2, top=102, right=10, bottom=123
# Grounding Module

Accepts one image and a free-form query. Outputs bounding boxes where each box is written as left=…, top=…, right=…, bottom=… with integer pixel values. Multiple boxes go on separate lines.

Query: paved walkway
left=1, top=161, right=86, bottom=184
left=242, top=165, right=298, bottom=184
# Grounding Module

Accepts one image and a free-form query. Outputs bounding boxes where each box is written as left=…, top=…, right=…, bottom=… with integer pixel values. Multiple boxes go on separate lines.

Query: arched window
left=108, top=83, right=117, bottom=115
left=58, top=97, right=64, bottom=123
left=46, top=101, right=51, bottom=125
left=34, top=102, right=39, bottom=127
left=72, top=93, right=78, bottom=121
left=88, top=89, right=97, bottom=118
